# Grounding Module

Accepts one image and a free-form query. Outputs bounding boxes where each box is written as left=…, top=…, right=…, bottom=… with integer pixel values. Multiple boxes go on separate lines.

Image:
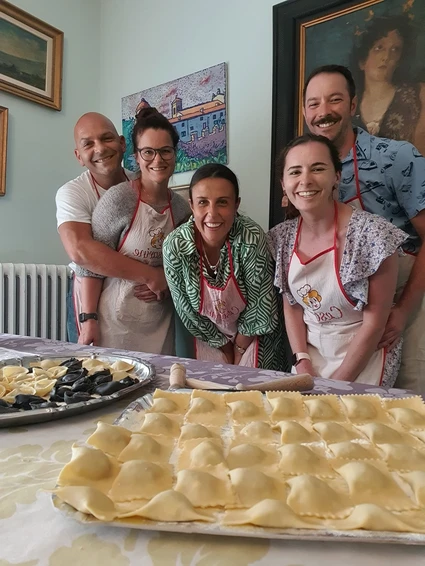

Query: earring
left=281, top=192, right=289, bottom=208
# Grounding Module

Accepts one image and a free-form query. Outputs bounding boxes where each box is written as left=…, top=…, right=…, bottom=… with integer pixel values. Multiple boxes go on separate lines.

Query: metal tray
left=52, top=391, right=425, bottom=545
left=0, top=352, right=155, bottom=427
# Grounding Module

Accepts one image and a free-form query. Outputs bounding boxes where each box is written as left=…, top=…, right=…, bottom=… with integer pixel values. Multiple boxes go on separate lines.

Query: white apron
left=195, top=240, right=259, bottom=367
left=288, top=205, right=385, bottom=385
left=76, top=177, right=175, bottom=354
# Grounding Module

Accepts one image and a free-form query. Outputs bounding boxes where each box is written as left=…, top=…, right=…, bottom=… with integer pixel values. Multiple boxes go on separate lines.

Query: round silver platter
left=0, top=352, right=155, bottom=427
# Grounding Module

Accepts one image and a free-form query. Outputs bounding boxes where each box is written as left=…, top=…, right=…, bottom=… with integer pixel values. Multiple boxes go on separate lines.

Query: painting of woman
left=350, top=15, right=425, bottom=154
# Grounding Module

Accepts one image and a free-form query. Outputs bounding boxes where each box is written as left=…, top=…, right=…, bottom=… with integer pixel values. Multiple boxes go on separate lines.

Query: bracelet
left=234, top=343, right=246, bottom=355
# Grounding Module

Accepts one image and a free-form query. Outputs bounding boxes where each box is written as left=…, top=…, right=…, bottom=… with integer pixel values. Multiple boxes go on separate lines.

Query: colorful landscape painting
left=0, top=16, right=47, bottom=93
left=122, top=63, right=227, bottom=174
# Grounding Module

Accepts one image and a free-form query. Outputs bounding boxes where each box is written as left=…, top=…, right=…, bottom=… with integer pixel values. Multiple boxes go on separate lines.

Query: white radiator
left=0, top=263, right=73, bottom=341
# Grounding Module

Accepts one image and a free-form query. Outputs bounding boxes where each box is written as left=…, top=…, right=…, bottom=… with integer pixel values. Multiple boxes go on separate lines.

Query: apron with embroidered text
left=288, top=205, right=385, bottom=384
left=77, top=178, right=175, bottom=354
left=195, top=240, right=259, bottom=367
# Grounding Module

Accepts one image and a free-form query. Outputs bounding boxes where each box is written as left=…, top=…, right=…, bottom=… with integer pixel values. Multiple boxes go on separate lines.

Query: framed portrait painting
left=0, top=1, right=63, bottom=110
left=0, top=106, right=8, bottom=197
left=270, top=0, right=425, bottom=227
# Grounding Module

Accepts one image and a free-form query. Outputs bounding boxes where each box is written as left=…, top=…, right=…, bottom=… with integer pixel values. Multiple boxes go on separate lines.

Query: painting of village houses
left=121, top=62, right=227, bottom=174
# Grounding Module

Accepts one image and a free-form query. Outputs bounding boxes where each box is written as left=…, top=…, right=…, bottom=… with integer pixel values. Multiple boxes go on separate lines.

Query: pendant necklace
left=203, top=247, right=220, bottom=276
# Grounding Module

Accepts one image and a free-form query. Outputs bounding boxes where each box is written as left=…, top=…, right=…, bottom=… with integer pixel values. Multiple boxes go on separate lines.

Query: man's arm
left=379, top=210, right=425, bottom=349
left=58, top=222, right=168, bottom=295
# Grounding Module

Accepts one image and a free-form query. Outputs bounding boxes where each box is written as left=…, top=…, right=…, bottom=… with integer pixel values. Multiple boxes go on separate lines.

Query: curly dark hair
left=350, top=15, right=416, bottom=95
left=131, top=107, right=179, bottom=152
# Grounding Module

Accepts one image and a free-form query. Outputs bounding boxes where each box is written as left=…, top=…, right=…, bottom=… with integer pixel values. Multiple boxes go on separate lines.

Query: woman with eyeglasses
left=75, top=107, right=190, bottom=353
left=163, top=163, right=287, bottom=370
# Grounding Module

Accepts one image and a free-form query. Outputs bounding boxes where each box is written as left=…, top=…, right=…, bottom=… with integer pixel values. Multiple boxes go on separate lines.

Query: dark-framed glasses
left=136, top=146, right=175, bottom=162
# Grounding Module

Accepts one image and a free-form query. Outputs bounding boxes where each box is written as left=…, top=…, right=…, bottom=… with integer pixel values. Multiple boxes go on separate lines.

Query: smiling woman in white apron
left=267, top=134, right=407, bottom=386
left=163, top=164, right=287, bottom=371
left=74, top=108, right=190, bottom=353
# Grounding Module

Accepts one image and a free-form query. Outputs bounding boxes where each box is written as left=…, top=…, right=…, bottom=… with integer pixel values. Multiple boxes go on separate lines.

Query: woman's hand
left=146, top=266, right=168, bottom=299
left=78, top=319, right=99, bottom=346
left=377, top=305, right=408, bottom=351
left=220, top=341, right=234, bottom=365
left=133, top=284, right=166, bottom=302
left=294, top=358, right=316, bottom=376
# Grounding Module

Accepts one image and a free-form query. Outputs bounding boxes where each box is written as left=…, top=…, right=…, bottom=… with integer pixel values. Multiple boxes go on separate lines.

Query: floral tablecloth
left=0, top=334, right=424, bottom=566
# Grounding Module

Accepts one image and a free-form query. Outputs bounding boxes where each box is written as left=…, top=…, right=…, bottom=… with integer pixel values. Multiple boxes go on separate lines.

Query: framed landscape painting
left=270, top=0, right=425, bottom=227
left=0, top=106, right=8, bottom=197
left=0, top=1, right=63, bottom=110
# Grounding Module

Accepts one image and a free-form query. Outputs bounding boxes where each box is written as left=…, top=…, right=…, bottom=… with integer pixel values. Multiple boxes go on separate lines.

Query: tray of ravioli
left=0, top=353, right=154, bottom=427
left=52, top=390, right=425, bottom=544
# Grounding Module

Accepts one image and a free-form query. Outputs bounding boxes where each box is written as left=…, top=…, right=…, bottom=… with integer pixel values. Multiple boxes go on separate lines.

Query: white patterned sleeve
left=340, top=210, right=408, bottom=310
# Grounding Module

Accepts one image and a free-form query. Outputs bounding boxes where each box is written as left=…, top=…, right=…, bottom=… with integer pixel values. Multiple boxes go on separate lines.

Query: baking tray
left=52, top=391, right=425, bottom=545
left=0, top=352, right=155, bottom=427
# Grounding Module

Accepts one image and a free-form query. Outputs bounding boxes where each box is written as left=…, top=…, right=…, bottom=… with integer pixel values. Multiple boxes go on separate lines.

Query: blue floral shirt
left=340, top=127, right=425, bottom=254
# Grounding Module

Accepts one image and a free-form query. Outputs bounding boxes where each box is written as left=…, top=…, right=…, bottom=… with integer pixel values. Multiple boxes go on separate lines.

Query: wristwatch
left=79, top=312, right=98, bottom=323
left=234, top=344, right=247, bottom=355
left=291, top=352, right=311, bottom=366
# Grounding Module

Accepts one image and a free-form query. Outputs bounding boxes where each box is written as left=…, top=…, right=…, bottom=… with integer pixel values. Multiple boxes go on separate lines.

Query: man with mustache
left=56, top=112, right=168, bottom=341
left=303, top=64, right=425, bottom=395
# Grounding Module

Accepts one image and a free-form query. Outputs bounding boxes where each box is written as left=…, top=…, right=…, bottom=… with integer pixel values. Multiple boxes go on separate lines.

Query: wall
left=0, top=0, right=101, bottom=264
left=99, top=0, right=283, bottom=230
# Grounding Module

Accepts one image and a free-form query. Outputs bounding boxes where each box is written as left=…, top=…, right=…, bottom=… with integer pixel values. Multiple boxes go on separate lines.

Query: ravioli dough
left=278, top=444, right=334, bottom=477
left=227, top=443, right=279, bottom=470
left=222, top=499, right=318, bottom=529
left=118, top=433, right=173, bottom=463
left=54, top=486, right=117, bottom=521
left=379, top=444, right=425, bottom=472
left=277, top=421, right=319, bottom=444
left=174, top=469, right=235, bottom=507
left=229, top=468, right=285, bottom=507
left=87, top=422, right=132, bottom=457
left=57, top=445, right=119, bottom=492
left=340, top=396, right=387, bottom=423
left=227, top=400, right=267, bottom=423
left=152, top=389, right=191, bottom=411
left=126, top=490, right=214, bottom=522
left=313, top=422, right=362, bottom=443
left=234, top=421, right=276, bottom=443
left=178, top=423, right=218, bottom=445
left=335, top=461, right=416, bottom=510
left=387, top=408, right=425, bottom=430
left=139, top=413, right=182, bottom=437
left=185, top=392, right=226, bottom=424
left=147, top=398, right=181, bottom=414
left=304, top=397, right=345, bottom=422
left=109, top=460, right=173, bottom=502
left=177, top=439, right=226, bottom=470
left=327, top=441, right=379, bottom=461
left=286, top=474, right=352, bottom=517
left=329, top=504, right=419, bottom=533
left=400, top=471, right=425, bottom=506
left=266, top=392, right=304, bottom=421
left=356, top=423, right=418, bottom=446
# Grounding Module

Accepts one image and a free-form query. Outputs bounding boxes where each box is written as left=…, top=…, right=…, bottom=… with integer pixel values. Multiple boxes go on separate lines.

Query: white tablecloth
left=0, top=334, right=424, bottom=565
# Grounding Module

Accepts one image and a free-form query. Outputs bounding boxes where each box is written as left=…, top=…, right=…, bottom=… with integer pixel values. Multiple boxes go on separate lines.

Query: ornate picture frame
left=270, top=0, right=425, bottom=227
left=0, top=106, right=8, bottom=197
left=0, top=1, right=64, bottom=110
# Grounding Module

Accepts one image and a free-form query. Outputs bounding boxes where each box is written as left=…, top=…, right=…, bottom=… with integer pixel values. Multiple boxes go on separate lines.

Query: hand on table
left=378, top=306, right=408, bottom=351
left=295, top=358, right=316, bottom=376
left=78, top=319, right=99, bottom=346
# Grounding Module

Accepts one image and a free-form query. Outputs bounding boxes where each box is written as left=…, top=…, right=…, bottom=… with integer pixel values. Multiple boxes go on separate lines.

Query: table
left=1, top=333, right=424, bottom=566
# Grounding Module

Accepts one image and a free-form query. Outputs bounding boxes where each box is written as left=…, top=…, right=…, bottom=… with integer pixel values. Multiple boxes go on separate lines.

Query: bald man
left=56, top=112, right=168, bottom=341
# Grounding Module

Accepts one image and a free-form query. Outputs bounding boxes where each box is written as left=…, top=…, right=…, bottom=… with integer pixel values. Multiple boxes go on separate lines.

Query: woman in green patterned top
left=163, top=164, right=286, bottom=370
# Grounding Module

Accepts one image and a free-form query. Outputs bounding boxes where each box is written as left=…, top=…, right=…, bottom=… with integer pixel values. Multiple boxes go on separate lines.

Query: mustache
left=313, top=115, right=340, bottom=126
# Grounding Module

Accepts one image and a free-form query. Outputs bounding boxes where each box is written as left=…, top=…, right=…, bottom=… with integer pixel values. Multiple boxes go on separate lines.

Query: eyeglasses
left=136, top=146, right=175, bottom=162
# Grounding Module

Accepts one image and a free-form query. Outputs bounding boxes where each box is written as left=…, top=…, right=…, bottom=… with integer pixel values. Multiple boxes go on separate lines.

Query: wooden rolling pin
left=168, top=363, right=314, bottom=392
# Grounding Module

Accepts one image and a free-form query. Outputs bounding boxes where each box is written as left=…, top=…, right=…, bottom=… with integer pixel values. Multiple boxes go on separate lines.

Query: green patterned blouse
left=163, top=214, right=287, bottom=370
